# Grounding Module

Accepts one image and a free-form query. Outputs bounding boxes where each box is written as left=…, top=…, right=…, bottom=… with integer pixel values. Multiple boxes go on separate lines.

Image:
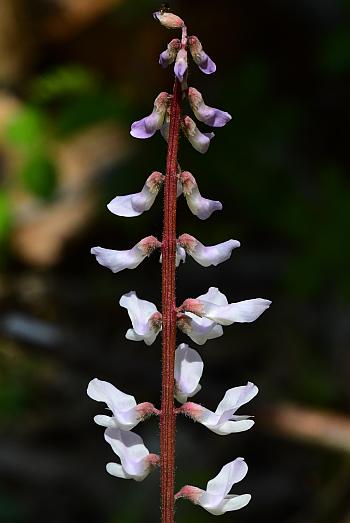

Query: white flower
left=119, top=291, right=162, bottom=346
left=105, top=428, right=159, bottom=481
left=91, top=236, right=161, bottom=274
left=176, top=458, right=251, bottom=515
left=107, top=171, right=164, bottom=217
left=180, top=382, right=258, bottom=435
left=87, top=378, right=157, bottom=430
left=181, top=287, right=271, bottom=326
left=180, top=171, right=222, bottom=220
left=177, top=312, right=223, bottom=346
left=174, top=344, right=204, bottom=403
left=178, top=234, right=240, bottom=267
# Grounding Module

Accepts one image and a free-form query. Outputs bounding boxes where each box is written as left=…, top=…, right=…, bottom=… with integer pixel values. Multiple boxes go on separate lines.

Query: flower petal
left=177, top=312, right=223, bottom=345
left=188, top=87, right=231, bottom=127
left=174, top=344, right=204, bottom=403
left=159, top=38, right=181, bottom=67
left=178, top=234, right=240, bottom=267
left=206, top=458, right=248, bottom=498
left=182, top=116, right=214, bottom=154
left=174, top=49, right=188, bottom=82
left=180, top=171, right=222, bottom=220
left=104, top=428, right=150, bottom=480
left=107, top=172, right=164, bottom=217
left=215, top=382, right=258, bottom=417
left=119, top=292, right=161, bottom=345
left=130, top=92, right=169, bottom=139
left=200, top=298, right=272, bottom=325
left=188, top=36, right=216, bottom=74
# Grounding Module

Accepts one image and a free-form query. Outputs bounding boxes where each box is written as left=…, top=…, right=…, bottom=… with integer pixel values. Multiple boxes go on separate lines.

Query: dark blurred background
left=0, top=0, right=349, bottom=522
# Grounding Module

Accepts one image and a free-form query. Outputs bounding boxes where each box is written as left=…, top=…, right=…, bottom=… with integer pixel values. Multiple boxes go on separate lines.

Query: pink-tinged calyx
left=188, top=35, right=216, bottom=74
left=181, top=115, right=214, bottom=154
left=188, top=87, right=232, bottom=128
left=159, top=38, right=181, bottom=67
left=130, top=92, right=169, bottom=139
left=107, top=171, right=164, bottom=217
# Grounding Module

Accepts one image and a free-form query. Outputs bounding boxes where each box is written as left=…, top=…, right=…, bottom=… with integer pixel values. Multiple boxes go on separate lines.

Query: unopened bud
left=153, top=11, right=184, bottom=29
left=159, top=38, right=181, bottom=68
left=188, top=35, right=216, bottom=75
left=174, top=48, right=188, bottom=82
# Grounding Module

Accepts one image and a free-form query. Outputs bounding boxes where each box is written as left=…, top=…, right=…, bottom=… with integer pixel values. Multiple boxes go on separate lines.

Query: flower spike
left=174, top=343, right=204, bottom=403
left=91, top=236, right=161, bottom=273
left=130, top=92, right=169, bottom=139
left=107, top=171, right=164, bottom=217
left=182, top=116, right=215, bottom=154
left=87, top=378, right=158, bottom=430
left=105, top=428, right=159, bottom=481
left=180, top=382, right=258, bottom=435
left=119, top=291, right=162, bottom=345
left=180, top=171, right=222, bottom=220
left=178, top=234, right=240, bottom=267
left=176, top=458, right=251, bottom=515
left=188, top=35, right=216, bottom=74
left=188, top=87, right=232, bottom=128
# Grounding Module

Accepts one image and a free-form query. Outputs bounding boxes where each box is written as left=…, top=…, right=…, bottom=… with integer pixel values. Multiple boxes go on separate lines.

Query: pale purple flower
left=178, top=234, right=240, bottom=267
left=119, top=291, right=162, bottom=346
left=153, top=10, right=184, bottom=29
left=105, top=428, right=159, bottom=481
left=107, top=171, right=164, bottom=217
left=174, top=48, right=188, bottom=82
left=180, top=287, right=271, bottom=326
left=180, top=171, right=222, bottom=220
left=130, top=92, right=169, bottom=139
left=188, top=87, right=232, bottom=127
left=177, top=312, right=223, bottom=346
left=188, top=35, right=216, bottom=75
left=180, top=382, right=258, bottom=435
left=182, top=115, right=215, bottom=154
left=87, top=378, right=157, bottom=430
left=176, top=458, right=251, bottom=515
left=174, top=343, right=204, bottom=404
left=91, top=236, right=161, bottom=273
left=159, top=38, right=181, bottom=68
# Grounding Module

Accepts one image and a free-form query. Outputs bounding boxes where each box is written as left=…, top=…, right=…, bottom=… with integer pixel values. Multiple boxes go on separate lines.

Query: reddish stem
left=160, top=78, right=182, bottom=523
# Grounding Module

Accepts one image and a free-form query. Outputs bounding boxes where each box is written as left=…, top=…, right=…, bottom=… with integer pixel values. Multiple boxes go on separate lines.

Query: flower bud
left=159, top=38, right=181, bottom=68
left=188, top=35, right=216, bottom=74
left=174, top=48, right=188, bottom=82
left=188, top=87, right=232, bottom=128
left=153, top=11, right=184, bottom=29
left=181, top=115, right=214, bottom=154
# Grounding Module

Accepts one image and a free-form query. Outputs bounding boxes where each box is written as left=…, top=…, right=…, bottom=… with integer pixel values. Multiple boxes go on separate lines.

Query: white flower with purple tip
left=91, top=236, right=161, bottom=273
left=188, top=87, right=232, bottom=128
left=87, top=378, right=158, bottom=430
left=182, top=116, right=215, bottom=154
left=180, top=171, right=222, bottom=220
left=178, top=234, right=240, bottom=267
left=119, top=291, right=162, bottom=346
left=180, top=382, right=258, bottom=435
left=159, top=38, right=181, bottom=67
left=176, top=458, right=251, bottom=515
left=107, top=171, right=164, bottom=217
left=130, top=92, right=169, bottom=139
left=105, top=428, right=159, bottom=481
left=174, top=343, right=204, bottom=403
left=188, top=35, right=216, bottom=75
left=180, top=287, right=271, bottom=326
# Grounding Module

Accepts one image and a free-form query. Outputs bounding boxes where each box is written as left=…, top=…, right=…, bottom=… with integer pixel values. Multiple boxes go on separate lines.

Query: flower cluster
left=87, top=8, right=271, bottom=519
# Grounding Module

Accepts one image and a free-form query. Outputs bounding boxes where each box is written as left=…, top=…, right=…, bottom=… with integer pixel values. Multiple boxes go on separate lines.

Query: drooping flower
left=174, top=343, right=204, bottom=403
left=91, top=236, right=161, bottom=273
left=180, top=171, right=222, bottom=220
left=174, top=48, right=188, bottom=82
left=119, top=291, right=162, bottom=345
left=153, top=10, right=184, bottom=29
left=179, top=382, right=258, bottom=435
left=107, top=171, right=164, bottom=217
left=182, top=116, right=215, bottom=154
left=177, top=312, right=223, bottom=346
left=180, top=287, right=271, bottom=326
left=188, top=35, right=216, bottom=75
left=188, top=87, right=232, bottom=127
left=130, top=92, right=169, bottom=139
left=178, top=234, right=240, bottom=267
left=87, top=378, right=158, bottom=430
left=159, top=38, right=181, bottom=68
left=176, top=458, right=251, bottom=515
left=105, top=428, right=159, bottom=481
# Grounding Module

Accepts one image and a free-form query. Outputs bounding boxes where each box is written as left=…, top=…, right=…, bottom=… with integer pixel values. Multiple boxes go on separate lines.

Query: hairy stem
left=160, top=78, right=182, bottom=522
